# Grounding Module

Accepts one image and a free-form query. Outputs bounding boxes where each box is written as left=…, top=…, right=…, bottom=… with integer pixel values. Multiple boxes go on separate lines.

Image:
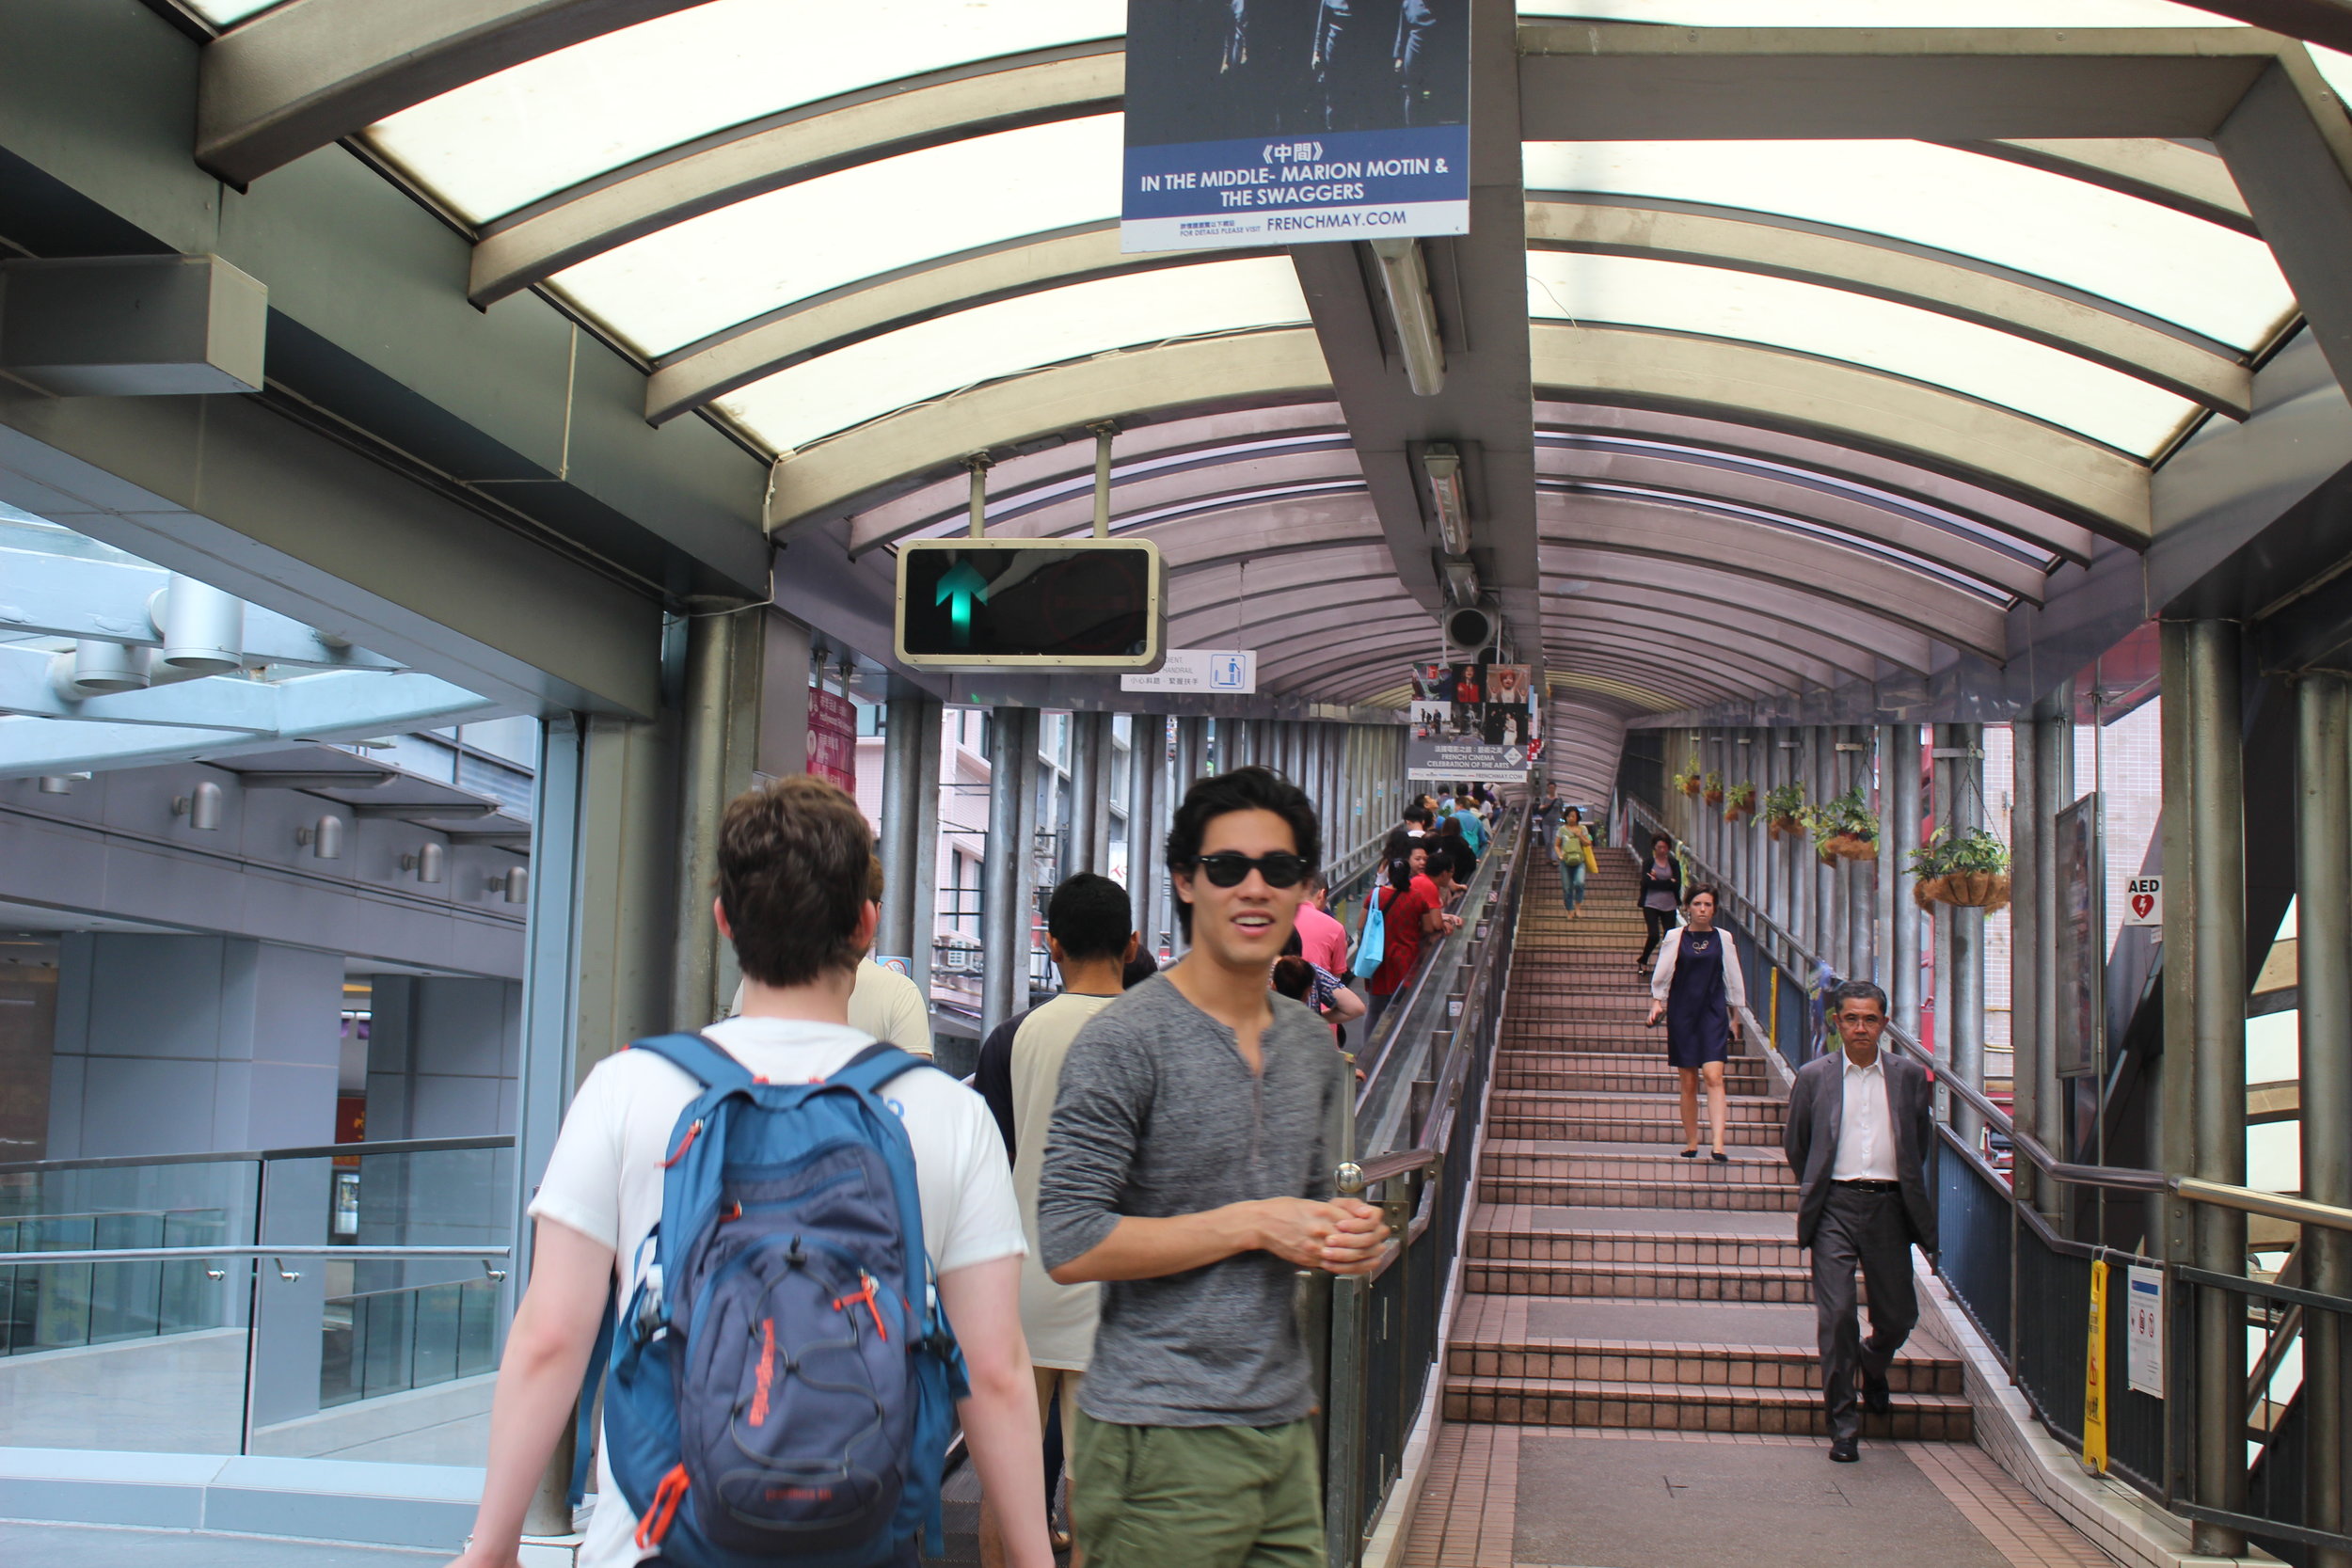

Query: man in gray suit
left=1782, top=979, right=1938, bottom=1463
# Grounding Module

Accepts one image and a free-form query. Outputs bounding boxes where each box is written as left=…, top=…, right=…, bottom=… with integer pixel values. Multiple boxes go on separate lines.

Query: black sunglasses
left=1189, top=851, right=1311, bottom=889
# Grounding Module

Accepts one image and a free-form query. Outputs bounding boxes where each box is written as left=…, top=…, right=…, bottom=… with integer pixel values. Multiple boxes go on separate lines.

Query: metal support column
left=2299, top=673, right=2351, bottom=1568
left=1947, top=722, right=1985, bottom=1148
left=671, top=608, right=765, bottom=1031
left=1067, top=708, right=1109, bottom=877
left=2010, top=712, right=2047, bottom=1217
left=880, top=694, right=926, bottom=964
left=1890, top=726, right=1924, bottom=1054
left=909, top=697, right=943, bottom=1010
left=1815, top=728, right=1838, bottom=975
left=1129, top=712, right=1163, bottom=958
left=983, top=705, right=1037, bottom=1042
left=1875, top=726, right=1897, bottom=988
left=1783, top=733, right=1808, bottom=965
left=2031, top=697, right=2073, bottom=1215
left=2160, top=621, right=2249, bottom=1556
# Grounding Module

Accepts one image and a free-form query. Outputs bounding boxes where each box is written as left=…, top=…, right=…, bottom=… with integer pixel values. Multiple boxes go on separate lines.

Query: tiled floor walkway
left=1404, top=847, right=2121, bottom=1567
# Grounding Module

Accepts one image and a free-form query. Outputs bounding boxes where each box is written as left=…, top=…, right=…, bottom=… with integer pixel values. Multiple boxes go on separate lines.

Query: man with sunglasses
left=1038, top=765, right=1391, bottom=1567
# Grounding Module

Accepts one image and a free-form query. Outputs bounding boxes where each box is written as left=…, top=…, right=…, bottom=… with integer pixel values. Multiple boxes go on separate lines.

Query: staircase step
left=1468, top=1221, right=1804, bottom=1270
left=1463, top=1257, right=1815, bottom=1302
left=1486, top=1116, right=1783, bottom=1148
left=1439, top=1374, right=1974, bottom=1440
left=1495, top=1067, right=1773, bottom=1095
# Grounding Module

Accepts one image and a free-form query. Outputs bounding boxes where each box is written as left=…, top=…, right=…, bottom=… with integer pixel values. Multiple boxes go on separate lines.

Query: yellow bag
left=1581, top=839, right=1598, bottom=877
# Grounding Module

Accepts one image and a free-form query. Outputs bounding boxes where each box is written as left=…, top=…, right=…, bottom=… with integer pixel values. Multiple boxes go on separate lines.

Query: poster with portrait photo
left=1406, top=660, right=1537, bottom=784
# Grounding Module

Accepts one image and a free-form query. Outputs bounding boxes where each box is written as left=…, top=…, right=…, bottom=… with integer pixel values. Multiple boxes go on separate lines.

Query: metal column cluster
left=2297, top=674, right=2352, bottom=1568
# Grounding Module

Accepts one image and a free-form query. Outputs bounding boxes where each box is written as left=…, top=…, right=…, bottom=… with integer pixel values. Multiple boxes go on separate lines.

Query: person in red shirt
left=1364, top=852, right=1446, bottom=1036
left=1292, top=871, right=1351, bottom=976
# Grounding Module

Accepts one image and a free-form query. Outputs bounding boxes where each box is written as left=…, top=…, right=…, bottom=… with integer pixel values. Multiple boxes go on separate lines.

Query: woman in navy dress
left=1645, top=886, right=1747, bottom=1162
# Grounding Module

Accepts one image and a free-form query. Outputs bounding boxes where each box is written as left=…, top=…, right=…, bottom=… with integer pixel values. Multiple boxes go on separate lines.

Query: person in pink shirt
left=1293, top=871, right=1350, bottom=975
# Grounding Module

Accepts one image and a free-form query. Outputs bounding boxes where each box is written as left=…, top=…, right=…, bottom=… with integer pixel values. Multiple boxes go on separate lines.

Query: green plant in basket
left=1674, top=754, right=1703, bottom=797
left=1702, top=770, right=1724, bottom=805
left=1910, top=826, right=2011, bottom=911
left=1723, top=781, right=1756, bottom=821
left=1810, top=785, right=1879, bottom=863
left=1763, top=781, right=1806, bottom=839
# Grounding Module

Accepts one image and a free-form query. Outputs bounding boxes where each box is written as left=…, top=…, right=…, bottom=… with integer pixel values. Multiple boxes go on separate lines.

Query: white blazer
left=1648, top=926, right=1748, bottom=1010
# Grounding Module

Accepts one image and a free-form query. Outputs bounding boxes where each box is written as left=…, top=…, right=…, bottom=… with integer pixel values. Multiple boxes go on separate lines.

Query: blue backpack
left=1351, top=891, right=1388, bottom=981
left=573, top=1033, right=967, bottom=1566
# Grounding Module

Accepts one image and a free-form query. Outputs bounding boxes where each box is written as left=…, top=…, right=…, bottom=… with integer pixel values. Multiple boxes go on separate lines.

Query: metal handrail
left=0, top=1133, right=517, bottom=1177
left=0, top=1244, right=512, bottom=1265
left=1626, top=800, right=2352, bottom=1237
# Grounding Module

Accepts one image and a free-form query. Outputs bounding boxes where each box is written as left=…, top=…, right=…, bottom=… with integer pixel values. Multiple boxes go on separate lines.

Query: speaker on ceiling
left=1444, top=605, right=1495, bottom=656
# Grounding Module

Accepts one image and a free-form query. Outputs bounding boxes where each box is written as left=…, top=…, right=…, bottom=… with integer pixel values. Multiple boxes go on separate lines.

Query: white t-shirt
left=529, top=1016, right=1025, bottom=1568
left=1007, top=992, right=1115, bottom=1371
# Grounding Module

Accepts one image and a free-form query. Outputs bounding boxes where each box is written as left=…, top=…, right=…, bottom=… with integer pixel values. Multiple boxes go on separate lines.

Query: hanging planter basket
left=1703, top=787, right=1724, bottom=806
left=1819, top=832, right=1880, bottom=863
left=1768, top=815, right=1805, bottom=841
left=1680, top=776, right=1702, bottom=798
left=1925, top=869, right=2011, bottom=912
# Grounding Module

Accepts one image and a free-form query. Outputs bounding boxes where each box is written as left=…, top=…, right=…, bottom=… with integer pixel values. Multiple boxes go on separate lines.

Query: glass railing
left=0, top=1135, right=514, bottom=1460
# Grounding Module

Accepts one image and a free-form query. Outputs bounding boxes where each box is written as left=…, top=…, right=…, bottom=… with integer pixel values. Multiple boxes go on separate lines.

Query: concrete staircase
left=1444, top=846, right=1971, bottom=1441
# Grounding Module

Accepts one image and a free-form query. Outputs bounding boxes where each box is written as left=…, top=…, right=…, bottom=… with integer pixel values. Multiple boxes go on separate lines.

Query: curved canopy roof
left=172, top=0, right=2352, bottom=782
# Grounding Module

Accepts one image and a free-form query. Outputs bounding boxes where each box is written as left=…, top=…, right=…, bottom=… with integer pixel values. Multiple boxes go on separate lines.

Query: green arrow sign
left=934, top=559, right=990, bottom=648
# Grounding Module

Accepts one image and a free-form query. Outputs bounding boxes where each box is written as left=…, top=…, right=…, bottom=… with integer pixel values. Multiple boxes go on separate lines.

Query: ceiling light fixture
left=1422, top=443, right=1471, bottom=556
left=1370, top=238, right=1445, bottom=396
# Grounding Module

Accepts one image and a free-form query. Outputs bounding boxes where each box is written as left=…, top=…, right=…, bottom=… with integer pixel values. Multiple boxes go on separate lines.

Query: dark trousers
left=1810, top=1183, right=1919, bottom=1442
left=1638, top=907, right=1675, bottom=967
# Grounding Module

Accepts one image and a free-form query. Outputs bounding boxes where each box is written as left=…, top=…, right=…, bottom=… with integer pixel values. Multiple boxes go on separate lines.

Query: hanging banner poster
left=2055, top=793, right=2104, bottom=1079
left=1407, top=661, right=1538, bottom=784
left=807, top=689, right=857, bottom=794
left=1120, top=0, right=1470, bottom=253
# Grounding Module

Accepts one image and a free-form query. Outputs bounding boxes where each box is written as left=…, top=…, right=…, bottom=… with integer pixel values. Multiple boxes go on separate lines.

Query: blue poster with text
left=1122, top=0, right=1470, bottom=253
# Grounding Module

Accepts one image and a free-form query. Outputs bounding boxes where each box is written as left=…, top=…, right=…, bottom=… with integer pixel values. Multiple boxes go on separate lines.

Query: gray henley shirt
left=1036, top=971, right=1347, bottom=1428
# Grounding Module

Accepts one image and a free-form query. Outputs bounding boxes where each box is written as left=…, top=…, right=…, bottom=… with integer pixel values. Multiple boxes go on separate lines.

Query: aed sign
left=2122, top=875, right=2163, bottom=927
left=896, top=539, right=1167, bottom=671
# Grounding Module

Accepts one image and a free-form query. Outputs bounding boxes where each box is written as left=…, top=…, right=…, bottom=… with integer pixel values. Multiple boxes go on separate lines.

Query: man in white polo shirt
left=446, top=776, right=1053, bottom=1568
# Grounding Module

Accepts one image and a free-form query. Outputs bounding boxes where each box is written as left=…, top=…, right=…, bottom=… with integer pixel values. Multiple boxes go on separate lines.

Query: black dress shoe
left=1829, top=1436, right=1860, bottom=1463
left=1862, top=1370, right=1893, bottom=1416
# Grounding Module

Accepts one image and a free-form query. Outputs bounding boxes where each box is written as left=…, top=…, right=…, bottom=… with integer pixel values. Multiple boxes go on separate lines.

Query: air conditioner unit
left=1444, top=605, right=1495, bottom=659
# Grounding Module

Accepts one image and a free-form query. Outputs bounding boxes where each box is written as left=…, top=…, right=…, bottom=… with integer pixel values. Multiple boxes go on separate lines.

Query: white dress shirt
left=1830, top=1051, right=1899, bottom=1181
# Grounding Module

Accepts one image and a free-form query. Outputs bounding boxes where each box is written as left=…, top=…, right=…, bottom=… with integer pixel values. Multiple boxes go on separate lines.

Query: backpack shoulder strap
left=827, top=1040, right=928, bottom=1098
left=626, top=1031, right=755, bottom=1093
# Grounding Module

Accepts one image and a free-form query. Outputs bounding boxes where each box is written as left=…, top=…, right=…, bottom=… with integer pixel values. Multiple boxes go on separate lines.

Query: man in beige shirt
left=975, top=872, right=1138, bottom=1567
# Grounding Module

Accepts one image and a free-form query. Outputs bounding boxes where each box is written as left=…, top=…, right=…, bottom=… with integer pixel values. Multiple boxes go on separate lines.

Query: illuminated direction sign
left=895, top=539, right=1167, bottom=670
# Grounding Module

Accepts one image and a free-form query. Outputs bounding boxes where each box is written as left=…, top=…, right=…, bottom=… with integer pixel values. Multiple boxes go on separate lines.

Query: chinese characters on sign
left=806, top=689, right=857, bottom=794
left=1120, top=647, right=1257, bottom=694
left=1120, top=0, right=1470, bottom=252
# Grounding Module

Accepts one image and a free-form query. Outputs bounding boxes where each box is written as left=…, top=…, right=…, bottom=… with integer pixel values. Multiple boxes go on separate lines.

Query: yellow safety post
left=2084, top=1257, right=2110, bottom=1474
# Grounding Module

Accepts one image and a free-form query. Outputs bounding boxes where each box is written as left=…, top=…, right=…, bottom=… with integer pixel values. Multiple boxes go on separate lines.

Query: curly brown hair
left=717, top=775, right=878, bottom=988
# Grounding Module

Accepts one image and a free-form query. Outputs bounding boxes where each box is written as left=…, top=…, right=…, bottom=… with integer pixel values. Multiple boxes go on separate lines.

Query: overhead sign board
left=895, top=538, right=1167, bottom=670
left=1121, top=647, right=1255, bottom=694
left=806, top=689, right=856, bottom=793
left=1406, top=661, right=1539, bottom=784
left=1120, top=0, right=1470, bottom=253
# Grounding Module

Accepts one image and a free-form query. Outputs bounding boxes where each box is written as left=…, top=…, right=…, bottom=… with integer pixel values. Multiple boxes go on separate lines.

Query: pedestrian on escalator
left=1364, top=849, right=1446, bottom=1035
left=1431, top=812, right=1477, bottom=884
left=1555, top=806, right=1594, bottom=917
left=1536, top=782, right=1565, bottom=861
left=1635, top=832, right=1683, bottom=971
left=1645, top=884, right=1744, bottom=1164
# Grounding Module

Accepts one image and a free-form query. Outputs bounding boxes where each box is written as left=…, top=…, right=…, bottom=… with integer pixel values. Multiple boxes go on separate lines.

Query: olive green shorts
left=1069, top=1407, right=1325, bottom=1568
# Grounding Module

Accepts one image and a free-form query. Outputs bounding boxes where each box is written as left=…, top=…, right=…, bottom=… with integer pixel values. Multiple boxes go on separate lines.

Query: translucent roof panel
left=1523, top=141, right=2292, bottom=351
left=553, top=116, right=1123, bottom=358
left=1525, top=252, right=2198, bottom=456
left=718, top=259, right=1311, bottom=454
left=184, top=0, right=288, bottom=23
left=365, top=0, right=1123, bottom=223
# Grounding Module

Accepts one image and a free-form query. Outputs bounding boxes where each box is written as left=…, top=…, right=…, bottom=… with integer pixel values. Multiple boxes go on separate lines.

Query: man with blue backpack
left=447, top=775, right=1056, bottom=1568
left=1038, top=766, right=1393, bottom=1566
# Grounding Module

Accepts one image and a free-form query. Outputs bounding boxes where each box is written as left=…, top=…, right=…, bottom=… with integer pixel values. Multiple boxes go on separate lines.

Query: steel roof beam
left=1958, top=138, right=2256, bottom=235
left=950, top=451, right=1370, bottom=546
left=843, top=404, right=1348, bottom=553
left=1537, top=491, right=2007, bottom=659
left=1535, top=402, right=2096, bottom=562
left=1538, top=552, right=1935, bottom=673
left=2178, top=2, right=2352, bottom=55
left=1530, top=323, right=2151, bottom=542
left=763, top=330, right=1331, bottom=533
left=1526, top=196, right=2250, bottom=418
left=1534, top=442, right=2049, bottom=600
left=476, top=47, right=1120, bottom=308
left=1291, top=634, right=1730, bottom=707
left=1256, top=613, right=1795, bottom=699
left=1517, top=25, right=2276, bottom=142
left=196, top=0, right=709, bottom=188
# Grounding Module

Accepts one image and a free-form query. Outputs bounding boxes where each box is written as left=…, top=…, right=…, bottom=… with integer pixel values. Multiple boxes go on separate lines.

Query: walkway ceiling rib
left=1525, top=197, right=2253, bottom=417
left=761, top=331, right=1332, bottom=532
left=1956, top=138, right=2256, bottom=233
left=469, top=45, right=1122, bottom=307
left=1535, top=492, right=2010, bottom=659
left=1255, top=613, right=1806, bottom=702
left=1530, top=324, right=2152, bottom=540
left=1537, top=554, right=1938, bottom=674
left=882, top=449, right=1369, bottom=549
left=1534, top=444, right=2053, bottom=601
left=194, top=0, right=712, bottom=187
